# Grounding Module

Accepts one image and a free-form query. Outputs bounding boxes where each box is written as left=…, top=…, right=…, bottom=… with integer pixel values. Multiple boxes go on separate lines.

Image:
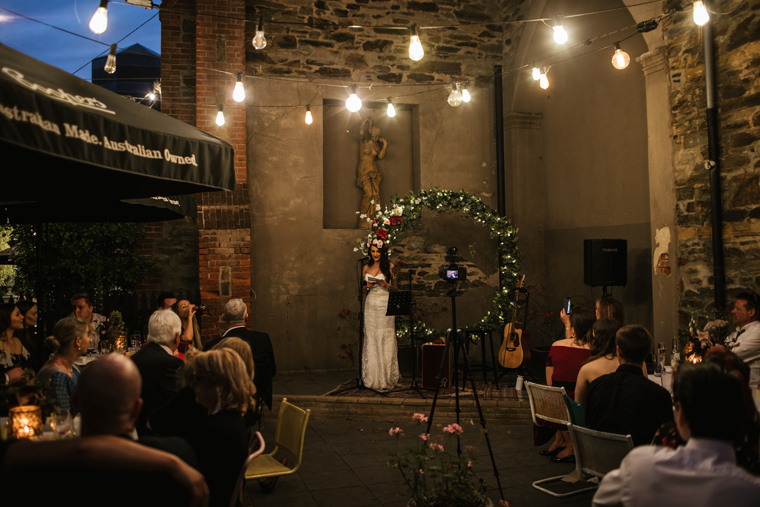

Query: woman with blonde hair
left=184, top=348, right=254, bottom=507
left=36, top=315, right=90, bottom=414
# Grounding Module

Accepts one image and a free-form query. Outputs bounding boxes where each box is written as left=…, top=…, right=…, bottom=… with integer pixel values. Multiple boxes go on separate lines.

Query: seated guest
left=542, top=306, right=594, bottom=463
left=1, top=435, right=208, bottom=506
left=0, top=303, right=30, bottom=385
left=727, top=292, right=760, bottom=370
left=173, top=299, right=202, bottom=354
left=185, top=349, right=255, bottom=507
left=596, top=297, right=624, bottom=323
left=206, top=298, right=277, bottom=411
left=14, top=300, right=42, bottom=371
left=36, top=315, right=90, bottom=414
left=70, top=292, right=106, bottom=351
left=149, top=336, right=258, bottom=434
left=653, top=347, right=760, bottom=472
left=142, top=291, right=177, bottom=339
left=593, top=362, right=760, bottom=507
left=131, top=309, right=185, bottom=436
left=576, top=319, right=648, bottom=409
left=585, top=324, right=673, bottom=446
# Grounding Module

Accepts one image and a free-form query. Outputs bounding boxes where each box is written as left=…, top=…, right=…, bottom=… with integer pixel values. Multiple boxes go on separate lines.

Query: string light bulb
left=409, top=24, right=424, bottom=61
left=693, top=1, right=710, bottom=26
left=461, top=83, right=471, bottom=103
left=252, top=17, right=267, bottom=50
left=232, top=73, right=246, bottom=102
left=104, top=44, right=117, bottom=74
left=345, top=85, right=362, bottom=112
left=386, top=97, right=396, bottom=118
left=532, top=63, right=541, bottom=81
left=447, top=83, right=463, bottom=107
left=215, top=105, right=225, bottom=126
left=305, top=105, right=313, bottom=125
left=539, top=68, right=549, bottom=90
left=552, top=16, right=568, bottom=44
left=611, top=43, right=630, bottom=70
left=89, top=0, right=109, bottom=34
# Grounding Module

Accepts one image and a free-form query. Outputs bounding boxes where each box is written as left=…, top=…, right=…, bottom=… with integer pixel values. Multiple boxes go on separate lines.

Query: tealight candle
left=9, top=405, right=43, bottom=440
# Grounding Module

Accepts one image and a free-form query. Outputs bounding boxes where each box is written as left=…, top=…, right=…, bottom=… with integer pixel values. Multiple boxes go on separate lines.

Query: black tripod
left=328, top=257, right=386, bottom=396
left=425, top=284, right=505, bottom=502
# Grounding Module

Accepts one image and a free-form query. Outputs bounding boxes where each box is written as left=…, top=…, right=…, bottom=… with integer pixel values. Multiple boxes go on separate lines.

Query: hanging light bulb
left=216, top=105, right=225, bottom=126
left=104, top=44, right=117, bottom=74
left=305, top=105, right=313, bottom=125
left=252, top=17, right=267, bottom=50
left=693, top=1, right=710, bottom=26
left=611, top=43, right=631, bottom=70
left=552, top=16, right=568, bottom=44
left=447, top=83, right=463, bottom=107
left=409, top=24, right=424, bottom=61
left=531, top=63, right=541, bottom=81
left=386, top=97, right=396, bottom=118
left=89, top=0, right=109, bottom=34
left=539, top=68, right=549, bottom=90
left=461, top=83, right=471, bottom=103
left=232, top=73, right=245, bottom=102
left=345, top=85, right=362, bottom=112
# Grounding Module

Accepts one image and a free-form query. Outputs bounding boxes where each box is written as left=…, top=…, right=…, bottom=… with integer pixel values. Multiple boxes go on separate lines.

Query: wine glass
left=51, top=410, right=72, bottom=439
left=655, top=342, right=667, bottom=378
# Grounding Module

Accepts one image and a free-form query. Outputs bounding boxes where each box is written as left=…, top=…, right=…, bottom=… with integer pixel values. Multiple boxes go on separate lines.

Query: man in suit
left=131, top=309, right=185, bottom=436
left=205, top=298, right=277, bottom=410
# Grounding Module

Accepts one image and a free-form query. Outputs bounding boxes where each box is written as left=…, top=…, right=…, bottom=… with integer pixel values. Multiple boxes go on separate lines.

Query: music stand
left=386, top=275, right=429, bottom=398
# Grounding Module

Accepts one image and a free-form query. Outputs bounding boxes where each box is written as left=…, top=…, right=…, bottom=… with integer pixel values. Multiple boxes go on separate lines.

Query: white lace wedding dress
left=362, top=273, right=401, bottom=390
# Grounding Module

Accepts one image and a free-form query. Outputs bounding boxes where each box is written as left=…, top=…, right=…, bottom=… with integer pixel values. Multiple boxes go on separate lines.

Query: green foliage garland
left=356, top=188, right=520, bottom=339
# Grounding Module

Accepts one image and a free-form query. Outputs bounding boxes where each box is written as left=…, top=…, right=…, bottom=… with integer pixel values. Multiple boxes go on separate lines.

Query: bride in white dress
left=362, top=241, right=401, bottom=390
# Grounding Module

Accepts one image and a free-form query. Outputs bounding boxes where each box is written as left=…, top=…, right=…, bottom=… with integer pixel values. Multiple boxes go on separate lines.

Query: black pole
left=703, top=21, right=725, bottom=314
left=494, top=65, right=506, bottom=218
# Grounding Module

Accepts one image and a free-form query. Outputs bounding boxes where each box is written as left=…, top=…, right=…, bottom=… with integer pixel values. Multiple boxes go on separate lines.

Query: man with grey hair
left=130, top=309, right=184, bottom=436
left=205, top=298, right=277, bottom=410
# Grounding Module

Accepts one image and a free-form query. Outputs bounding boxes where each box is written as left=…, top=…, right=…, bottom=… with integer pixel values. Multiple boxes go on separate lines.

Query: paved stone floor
left=241, top=370, right=596, bottom=507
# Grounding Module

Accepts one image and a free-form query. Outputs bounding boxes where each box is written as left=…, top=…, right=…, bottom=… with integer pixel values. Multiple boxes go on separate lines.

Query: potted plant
left=387, top=413, right=508, bottom=507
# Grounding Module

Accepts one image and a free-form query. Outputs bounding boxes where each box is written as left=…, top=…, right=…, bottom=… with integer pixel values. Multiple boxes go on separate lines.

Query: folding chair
left=229, top=431, right=265, bottom=507
left=532, top=423, right=633, bottom=497
left=244, top=398, right=311, bottom=490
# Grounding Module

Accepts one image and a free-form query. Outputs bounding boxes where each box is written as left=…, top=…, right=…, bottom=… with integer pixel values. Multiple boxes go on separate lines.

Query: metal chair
left=525, top=382, right=571, bottom=442
left=244, top=398, right=311, bottom=490
left=532, top=423, right=633, bottom=497
left=229, top=431, right=266, bottom=507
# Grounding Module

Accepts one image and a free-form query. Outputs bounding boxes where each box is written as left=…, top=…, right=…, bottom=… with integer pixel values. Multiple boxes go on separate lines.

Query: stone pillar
left=637, top=47, right=679, bottom=350
left=194, top=0, right=250, bottom=340
left=503, top=112, right=545, bottom=282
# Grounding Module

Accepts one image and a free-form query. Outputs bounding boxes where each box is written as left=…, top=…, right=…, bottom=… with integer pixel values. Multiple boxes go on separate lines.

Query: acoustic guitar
left=499, top=275, right=527, bottom=369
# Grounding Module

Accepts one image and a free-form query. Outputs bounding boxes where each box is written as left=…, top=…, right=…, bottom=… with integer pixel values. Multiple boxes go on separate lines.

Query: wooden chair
left=244, top=398, right=311, bottom=490
left=229, top=431, right=266, bottom=507
left=532, top=423, right=633, bottom=497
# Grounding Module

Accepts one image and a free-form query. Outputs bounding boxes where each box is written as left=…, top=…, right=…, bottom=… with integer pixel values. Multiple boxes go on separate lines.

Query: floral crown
left=367, top=238, right=386, bottom=250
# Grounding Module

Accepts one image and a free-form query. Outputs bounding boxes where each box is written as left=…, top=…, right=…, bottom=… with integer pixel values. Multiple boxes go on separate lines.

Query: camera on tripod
left=438, top=246, right=467, bottom=282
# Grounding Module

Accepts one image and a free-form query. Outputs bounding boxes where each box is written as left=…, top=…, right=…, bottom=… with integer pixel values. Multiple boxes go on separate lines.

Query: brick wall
left=162, top=0, right=252, bottom=341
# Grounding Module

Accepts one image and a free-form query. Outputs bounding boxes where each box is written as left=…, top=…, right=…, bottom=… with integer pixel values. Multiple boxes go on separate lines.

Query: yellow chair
left=244, top=398, right=311, bottom=488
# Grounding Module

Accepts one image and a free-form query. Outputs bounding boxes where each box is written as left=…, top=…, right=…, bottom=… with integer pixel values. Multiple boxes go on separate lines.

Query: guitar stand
left=328, top=258, right=387, bottom=397
left=424, top=285, right=506, bottom=504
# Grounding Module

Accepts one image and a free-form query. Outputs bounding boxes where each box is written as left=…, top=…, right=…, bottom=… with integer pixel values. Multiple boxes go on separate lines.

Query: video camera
left=438, top=246, right=467, bottom=282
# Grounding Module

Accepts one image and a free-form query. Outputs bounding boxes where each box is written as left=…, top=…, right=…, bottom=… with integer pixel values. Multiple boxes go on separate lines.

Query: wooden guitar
left=499, top=275, right=527, bottom=369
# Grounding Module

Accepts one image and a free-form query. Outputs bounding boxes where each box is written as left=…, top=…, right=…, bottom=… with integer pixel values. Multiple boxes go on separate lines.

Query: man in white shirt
left=593, top=362, right=760, bottom=507
left=727, top=292, right=760, bottom=367
left=71, top=292, right=106, bottom=350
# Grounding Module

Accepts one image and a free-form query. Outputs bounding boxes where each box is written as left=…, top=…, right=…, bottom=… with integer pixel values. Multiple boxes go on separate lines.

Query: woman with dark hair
left=0, top=303, right=29, bottom=385
left=14, top=300, right=42, bottom=371
left=172, top=299, right=202, bottom=356
left=36, top=315, right=90, bottom=414
left=575, top=318, right=621, bottom=409
left=542, top=306, right=595, bottom=463
left=361, top=239, right=400, bottom=390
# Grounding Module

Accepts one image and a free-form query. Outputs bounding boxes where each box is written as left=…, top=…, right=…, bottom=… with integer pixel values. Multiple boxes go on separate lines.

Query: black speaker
left=584, top=239, right=627, bottom=287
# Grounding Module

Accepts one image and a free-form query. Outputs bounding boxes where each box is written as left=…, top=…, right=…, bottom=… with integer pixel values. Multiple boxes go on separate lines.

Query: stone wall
left=663, top=0, right=760, bottom=319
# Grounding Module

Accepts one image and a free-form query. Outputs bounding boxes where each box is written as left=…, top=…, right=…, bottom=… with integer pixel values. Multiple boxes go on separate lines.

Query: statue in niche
left=357, top=117, right=388, bottom=227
